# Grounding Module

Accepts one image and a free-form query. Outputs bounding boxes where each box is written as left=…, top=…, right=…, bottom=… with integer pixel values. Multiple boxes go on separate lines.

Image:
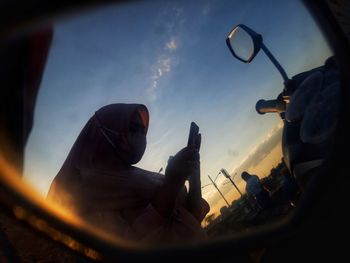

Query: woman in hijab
left=47, top=103, right=209, bottom=243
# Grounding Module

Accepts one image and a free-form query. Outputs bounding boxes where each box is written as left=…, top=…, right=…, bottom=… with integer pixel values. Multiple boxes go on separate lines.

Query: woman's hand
left=164, top=146, right=200, bottom=188
left=152, top=146, right=199, bottom=217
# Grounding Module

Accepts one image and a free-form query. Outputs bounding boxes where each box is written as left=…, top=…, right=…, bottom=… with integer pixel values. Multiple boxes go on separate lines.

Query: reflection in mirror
left=18, top=0, right=337, bottom=247
left=228, top=26, right=255, bottom=62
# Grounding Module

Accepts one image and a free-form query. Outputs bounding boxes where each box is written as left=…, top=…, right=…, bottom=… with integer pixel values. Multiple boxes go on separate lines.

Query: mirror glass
left=228, top=26, right=255, bottom=62
left=6, top=0, right=336, bottom=248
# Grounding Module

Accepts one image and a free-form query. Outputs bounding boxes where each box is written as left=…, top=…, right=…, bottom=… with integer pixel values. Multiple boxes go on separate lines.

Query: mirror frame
left=1, top=0, right=349, bottom=262
left=226, top=24, right=262, bottom=63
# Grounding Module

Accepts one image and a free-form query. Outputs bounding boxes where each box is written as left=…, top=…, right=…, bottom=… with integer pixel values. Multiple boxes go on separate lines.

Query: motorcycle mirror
left=226, top=24, right=262, bottom=63
left=226, top=24, right=290, bottom=82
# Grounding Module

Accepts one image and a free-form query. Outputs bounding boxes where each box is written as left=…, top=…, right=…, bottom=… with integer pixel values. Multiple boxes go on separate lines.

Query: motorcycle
left=225, top=24, right=341, bottom=191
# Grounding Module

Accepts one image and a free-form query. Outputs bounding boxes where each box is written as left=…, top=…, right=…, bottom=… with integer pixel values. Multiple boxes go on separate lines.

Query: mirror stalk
left=261, top=43, right=289, bottom=83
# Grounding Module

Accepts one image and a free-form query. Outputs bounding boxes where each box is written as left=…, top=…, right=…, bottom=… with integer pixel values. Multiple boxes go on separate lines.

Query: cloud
left=146, top=37, right=180, bottom=101
left=165, top=38, right=177, bottom=51
left=145, top=4, right=186, bottom=101
left=147, top=56, right=173, bottom=101
left=231, top=125, right=283, bottom=176
left=161, top=57, right=171, bottom=72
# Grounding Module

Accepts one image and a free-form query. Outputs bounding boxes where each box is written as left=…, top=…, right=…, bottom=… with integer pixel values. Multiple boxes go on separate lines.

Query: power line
left=213, top=171, right=221, bottom=183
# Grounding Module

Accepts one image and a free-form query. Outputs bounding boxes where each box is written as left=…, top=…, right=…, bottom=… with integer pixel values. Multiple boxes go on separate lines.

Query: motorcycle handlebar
left=255, top=99, right=286, bottom=114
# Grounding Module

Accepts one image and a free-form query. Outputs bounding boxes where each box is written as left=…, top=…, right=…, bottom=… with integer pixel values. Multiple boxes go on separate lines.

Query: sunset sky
left=24, top=0, right=332, bottom=218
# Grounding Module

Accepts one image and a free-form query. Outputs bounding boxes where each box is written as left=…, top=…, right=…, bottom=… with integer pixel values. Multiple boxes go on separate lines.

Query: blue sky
left=24, top=0, right=331, bottom=204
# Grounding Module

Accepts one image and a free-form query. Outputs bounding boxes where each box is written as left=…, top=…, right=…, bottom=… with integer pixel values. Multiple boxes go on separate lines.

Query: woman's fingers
left=165, top=146, right=200, bottom=186
left=176, top=147, right=199, bottom=162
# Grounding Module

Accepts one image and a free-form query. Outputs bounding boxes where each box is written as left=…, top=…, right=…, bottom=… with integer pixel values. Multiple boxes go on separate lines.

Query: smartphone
left=187, top=121, right=200, bottom=149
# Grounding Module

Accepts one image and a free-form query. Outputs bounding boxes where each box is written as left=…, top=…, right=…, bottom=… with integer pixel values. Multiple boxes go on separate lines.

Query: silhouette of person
left=241, top=171, right=271, bottom=210
left=47, top=103, right=209, bottom=243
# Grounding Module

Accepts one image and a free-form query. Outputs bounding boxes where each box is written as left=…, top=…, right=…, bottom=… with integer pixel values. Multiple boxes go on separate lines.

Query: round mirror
left=14, top=0, right=333, bottom=251
left=228, top=26, right=255, bottom=62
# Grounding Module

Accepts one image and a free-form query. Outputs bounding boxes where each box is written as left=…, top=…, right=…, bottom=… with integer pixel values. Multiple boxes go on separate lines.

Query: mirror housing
left=226, top=24, right=262, bottom=63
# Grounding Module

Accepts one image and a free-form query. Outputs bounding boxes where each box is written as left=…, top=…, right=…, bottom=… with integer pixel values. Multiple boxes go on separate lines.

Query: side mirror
left=226, top=24, right=262, bottom=63
left=226, top=24, right=289, bottom=82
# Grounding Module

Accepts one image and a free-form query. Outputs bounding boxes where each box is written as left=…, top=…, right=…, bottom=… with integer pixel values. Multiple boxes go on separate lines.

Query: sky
left=24, top=0, right=332, bottom=216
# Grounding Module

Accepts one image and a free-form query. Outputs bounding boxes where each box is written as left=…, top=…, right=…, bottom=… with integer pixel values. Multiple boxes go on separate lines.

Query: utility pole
left=220, top=169, right=243, bottom=197
left=208, top=175, right=230, bottom=206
